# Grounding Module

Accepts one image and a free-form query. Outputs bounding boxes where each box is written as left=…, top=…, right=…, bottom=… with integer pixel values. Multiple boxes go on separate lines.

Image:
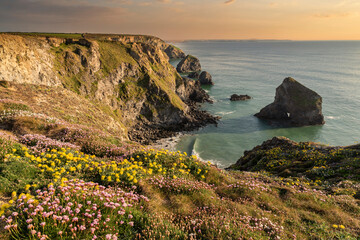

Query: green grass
left=0, top=132, right=359, bottom=239
left=98, top=41, right=137, bottom=75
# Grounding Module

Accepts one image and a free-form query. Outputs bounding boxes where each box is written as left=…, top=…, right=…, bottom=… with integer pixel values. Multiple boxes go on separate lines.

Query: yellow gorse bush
left=5, top=147, right=210, bottom=187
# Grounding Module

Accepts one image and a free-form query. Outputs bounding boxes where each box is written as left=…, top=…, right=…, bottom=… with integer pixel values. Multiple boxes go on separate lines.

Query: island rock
left=255, top=77, right=325, bottom=126
left=199, top=71, right=214, bottom=85
left=230, top=94, right=251, bottom=101
left=176, top=55, right=201, bottom=73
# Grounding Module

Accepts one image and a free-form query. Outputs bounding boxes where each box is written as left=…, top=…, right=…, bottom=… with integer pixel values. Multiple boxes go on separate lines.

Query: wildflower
left=128, top=221, right=134, bottom=226
left=332, top=224, right=338, bottom=228
left=11, top=191, right=17, bottom=199
left=40, top=222, right=46, bottom=227
left=339, top=225, right=345, bottom=229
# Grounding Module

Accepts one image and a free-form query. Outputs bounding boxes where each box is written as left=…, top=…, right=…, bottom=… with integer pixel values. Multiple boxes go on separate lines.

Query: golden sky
left=1, top=0, right=360, bottom=40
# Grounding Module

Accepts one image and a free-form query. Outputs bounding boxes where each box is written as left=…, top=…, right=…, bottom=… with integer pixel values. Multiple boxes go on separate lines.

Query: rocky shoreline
left=128, top=79, right=219, bottom=144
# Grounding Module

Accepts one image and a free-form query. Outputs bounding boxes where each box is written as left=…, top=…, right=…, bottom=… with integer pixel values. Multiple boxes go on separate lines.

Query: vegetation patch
left=98, top=41, right=137, bottom=76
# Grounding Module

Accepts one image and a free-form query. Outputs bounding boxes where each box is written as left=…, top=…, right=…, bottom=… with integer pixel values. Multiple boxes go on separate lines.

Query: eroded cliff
left=0, top=33, right=215, bottom=143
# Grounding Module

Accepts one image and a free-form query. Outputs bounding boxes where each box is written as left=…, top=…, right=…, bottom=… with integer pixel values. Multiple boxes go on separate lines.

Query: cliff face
left=0, top=33, right=213, bottom=143
left=0, top=34, right=61, bottom=86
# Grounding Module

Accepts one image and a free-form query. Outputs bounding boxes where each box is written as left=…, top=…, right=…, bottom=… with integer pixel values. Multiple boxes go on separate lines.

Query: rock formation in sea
left=255, top=77, right=325, bottom=126
left=230, top=94, right=251, bottom=101
left=176, top=55, right=201, bottom=73
left=199, top=71, right=214, bottom=85
left=188, top=71, right=200, bottom=79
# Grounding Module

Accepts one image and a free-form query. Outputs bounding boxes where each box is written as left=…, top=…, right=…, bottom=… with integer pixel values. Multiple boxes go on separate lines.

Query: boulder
left=188, top=71, right=200, bottom=79
left=176, top=55, right=201, bottom=73
left=230, top=94, right=251, bottom=101
left=199, top=71, right=214, bottom=85
left=255, top=77, right=325, bottom=126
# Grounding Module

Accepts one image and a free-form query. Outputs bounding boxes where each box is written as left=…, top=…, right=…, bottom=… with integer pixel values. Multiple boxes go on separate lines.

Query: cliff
left=0, top=33, right=214, bottom=144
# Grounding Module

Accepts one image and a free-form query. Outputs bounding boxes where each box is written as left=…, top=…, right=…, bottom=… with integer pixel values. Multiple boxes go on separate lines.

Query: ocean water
left=170, top=40, right=360, bottom=168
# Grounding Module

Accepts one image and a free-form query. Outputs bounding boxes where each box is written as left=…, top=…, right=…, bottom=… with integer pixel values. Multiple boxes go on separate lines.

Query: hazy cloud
left=138, top=2, right=152, bottom=6
left=269, top=2, right=279, bottom=8
left=157, top=0, right=171, bottom=3
left=224, top=0, right=236, bottom=5
left=312, top=12, right=354, bottom=18
left=0, top=0, right=127, bottom=32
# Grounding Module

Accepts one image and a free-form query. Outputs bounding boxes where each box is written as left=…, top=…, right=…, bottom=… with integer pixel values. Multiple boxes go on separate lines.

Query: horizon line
left=2, top=32, right=360, bottom=42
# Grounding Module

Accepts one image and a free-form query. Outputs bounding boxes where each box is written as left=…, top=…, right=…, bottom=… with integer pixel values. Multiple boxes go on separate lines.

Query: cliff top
left=0, top=32, right=162, bottom=42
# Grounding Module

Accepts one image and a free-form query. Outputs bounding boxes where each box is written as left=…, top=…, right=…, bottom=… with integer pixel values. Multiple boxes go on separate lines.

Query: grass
left=0, top=133, right=359, bottom=239
left=98, top=41, right=137, bottom=76
left=229, top=138, right=360, bottom=184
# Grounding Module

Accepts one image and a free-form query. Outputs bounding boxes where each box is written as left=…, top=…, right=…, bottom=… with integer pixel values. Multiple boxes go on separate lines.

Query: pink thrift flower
left=128, top=221, right=134, bottom=226
left=40, top=222, right=46, bottom=227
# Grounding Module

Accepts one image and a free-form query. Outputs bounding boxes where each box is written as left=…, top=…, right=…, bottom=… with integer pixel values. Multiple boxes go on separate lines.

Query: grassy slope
left=0, top=128, right=359, bottom=239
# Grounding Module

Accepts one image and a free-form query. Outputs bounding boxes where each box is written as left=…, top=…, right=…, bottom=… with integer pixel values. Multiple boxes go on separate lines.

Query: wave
left=190, top=138, right=225, bottom=168
left=326, top=116, right=340, bottom=120
left=216, top=111, right=235, bottom=116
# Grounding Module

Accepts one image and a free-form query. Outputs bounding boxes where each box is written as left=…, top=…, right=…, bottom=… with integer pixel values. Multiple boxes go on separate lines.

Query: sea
left=169, top=40, right=360, bottom=168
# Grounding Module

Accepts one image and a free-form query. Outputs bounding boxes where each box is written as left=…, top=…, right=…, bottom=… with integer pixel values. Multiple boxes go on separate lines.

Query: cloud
left=312, top=12, right=354, bottom=19
left=269, top=2, right=279, bottom=8
left=157, top=0, right=171, bottom=3
left=138, top=2, right=152, bottom=6
left=224, top=0, right=236, bottom=5
left=0, top=0, right=128, bottom=31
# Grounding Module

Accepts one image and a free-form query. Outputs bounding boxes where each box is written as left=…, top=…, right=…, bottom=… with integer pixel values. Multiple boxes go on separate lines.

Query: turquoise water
left=171, top=40, right=360, bottom=168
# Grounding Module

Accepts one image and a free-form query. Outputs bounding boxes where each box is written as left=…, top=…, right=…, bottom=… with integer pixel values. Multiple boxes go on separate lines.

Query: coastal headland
left=0, top=33, right=359, bottom=239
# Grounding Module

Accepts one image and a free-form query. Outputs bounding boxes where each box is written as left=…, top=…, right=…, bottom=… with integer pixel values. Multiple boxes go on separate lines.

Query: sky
left=1, top=0, right=360, bottom=40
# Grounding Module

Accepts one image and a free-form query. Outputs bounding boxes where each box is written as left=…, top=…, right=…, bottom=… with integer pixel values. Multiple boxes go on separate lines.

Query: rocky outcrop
left=227, top=136, right=360, bottom=183
left=176, top=55, right=201, bottom=73
left=255, top=77, right=325, bottom=126
left=176, top=77, right=212, bottom=103
left=188, top=72, right=200, bottom=79
left=230, top=94, right=251, bottom=101
left=83, top=33, right=185, bottom=60
left=164, top=44, right=186, bottom=59
left=199, top=71, right=214, bottom=85
left=0, top=33, right=218, bottom=144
